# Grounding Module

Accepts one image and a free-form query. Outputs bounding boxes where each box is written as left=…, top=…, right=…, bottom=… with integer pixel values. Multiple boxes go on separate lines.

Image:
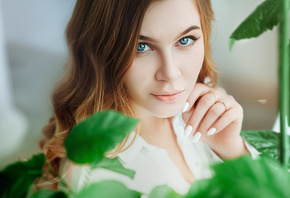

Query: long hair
left=40, top=0, right=217, bottom=182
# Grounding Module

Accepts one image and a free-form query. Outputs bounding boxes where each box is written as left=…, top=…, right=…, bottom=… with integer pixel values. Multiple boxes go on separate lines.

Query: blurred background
left=0, top=0, right=278, bottom=168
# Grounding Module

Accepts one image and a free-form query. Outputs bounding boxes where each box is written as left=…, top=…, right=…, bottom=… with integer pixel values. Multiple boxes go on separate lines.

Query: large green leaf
left=76, top=180, right=141, bottom=198
left=91, top=157, right=135, bottom=179
left=185, top=179, right=231, bottom=198
left=65, top=110, right=139, bottom=164
left=241, top=130, right=290, bottom=168
left=229, top=0, right=283, bottom=49
left=187, top=155, right=290, bottom=198
left=149, top=185, right=182, bottom=198
left=0, top=153, right=45, bottom=198
left=212, top=155, right=290, bottom=198
left=241, top=130, right=280, bottom=159
left=32, top=189, right=68, bottom=198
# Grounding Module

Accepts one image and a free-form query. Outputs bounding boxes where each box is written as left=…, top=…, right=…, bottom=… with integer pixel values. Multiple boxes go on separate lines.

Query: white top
left=65, top=112, right=260, bottom=197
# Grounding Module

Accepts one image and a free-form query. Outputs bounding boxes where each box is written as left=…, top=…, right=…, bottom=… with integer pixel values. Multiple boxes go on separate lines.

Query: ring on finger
left=216, top=101, right=228, bottom=111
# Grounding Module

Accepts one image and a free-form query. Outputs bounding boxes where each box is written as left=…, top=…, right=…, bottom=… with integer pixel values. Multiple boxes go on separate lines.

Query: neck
left=135, top=108, right=175, bottom=147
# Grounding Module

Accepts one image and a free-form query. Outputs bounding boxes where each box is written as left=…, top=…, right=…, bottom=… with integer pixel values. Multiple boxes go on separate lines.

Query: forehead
left=140, top=0, right=201, bottom=40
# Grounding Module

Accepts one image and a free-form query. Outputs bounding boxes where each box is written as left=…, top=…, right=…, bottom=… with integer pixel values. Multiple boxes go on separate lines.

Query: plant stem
left=279, top=0, right=289, bottom=167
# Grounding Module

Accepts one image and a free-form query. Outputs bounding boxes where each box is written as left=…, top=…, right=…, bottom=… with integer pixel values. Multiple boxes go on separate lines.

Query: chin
left=133, top=100, right=184, bottom=119
left=150, top=105, right=183, bottom=118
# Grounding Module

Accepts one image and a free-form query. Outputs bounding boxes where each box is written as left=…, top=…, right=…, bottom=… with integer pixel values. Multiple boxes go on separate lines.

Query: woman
left=41, top=0, right=259, bottom=196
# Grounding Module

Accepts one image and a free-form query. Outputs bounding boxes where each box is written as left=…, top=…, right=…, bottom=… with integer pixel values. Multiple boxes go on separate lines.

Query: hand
left=182, top=83, right=249, bottom=159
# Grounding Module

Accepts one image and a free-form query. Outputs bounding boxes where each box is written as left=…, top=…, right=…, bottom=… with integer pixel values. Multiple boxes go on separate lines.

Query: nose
left=155, top=50, right=181, bottom=82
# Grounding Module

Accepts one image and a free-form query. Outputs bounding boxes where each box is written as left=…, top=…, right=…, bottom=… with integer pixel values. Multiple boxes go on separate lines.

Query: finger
left=201, top=95, right=237, bottom=136
left=193, top=104, right=242, bottom=143
left=183, top=85, right=226, bottom=113
left=184, top=91, right=220, bottom=136
left=210, top=104, right=243, bottom=135
left=196, top=102, right=226, bottom=138
left=181, top=83, right=210, bottom=113
left=184, top=94, right=235, bottom=138
left=216, top=95, right=235, bottom=111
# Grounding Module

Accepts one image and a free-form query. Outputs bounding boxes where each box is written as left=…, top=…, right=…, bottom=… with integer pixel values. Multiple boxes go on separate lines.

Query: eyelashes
left=136, top=35, right=200, bottom=55
left=137, top=43, right=151, bottom=52
left=176, top=36, right=198, bottom=47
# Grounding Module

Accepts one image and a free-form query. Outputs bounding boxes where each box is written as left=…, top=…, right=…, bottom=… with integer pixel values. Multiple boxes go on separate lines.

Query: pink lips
left=151, top=91, right=183, bottom=102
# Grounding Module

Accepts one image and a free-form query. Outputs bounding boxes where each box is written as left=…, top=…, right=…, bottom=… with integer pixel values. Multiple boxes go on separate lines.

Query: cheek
left=124, top=61, right=151, bottom=100
left=124, top=69, right=141, bottom=95
left=126, top=56, right=157, bottom=86
left=183, top=45, right=204, bottom=81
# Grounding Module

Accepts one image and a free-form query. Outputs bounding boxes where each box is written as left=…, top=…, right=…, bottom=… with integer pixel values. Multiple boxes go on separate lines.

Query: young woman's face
left=124, top=0, right=204, bottom=118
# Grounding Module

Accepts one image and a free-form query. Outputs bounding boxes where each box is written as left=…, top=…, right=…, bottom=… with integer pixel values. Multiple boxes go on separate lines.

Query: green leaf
left=228, top=38, right=236, bottom=51
left=0, top=153, right=45, bottom=198
left=65, top=110, right=139, bottom=164
left=212, top=155, right=290, bottom=198
left=149, top=185, right=182, bottom=198
left=230, top=0, right=283, bottom=49
left=241, top=130, right=280, bottom=160
left=76, top=180, right=141, bottom=198
left=241, top=130, right=290, bottom=169
left=188, top=155, right=290, bottom=198
left=185, top=179, right=231, bottom=198
left=289, top=40, right=290, bottom=125
left=32, top=189, right=68, bottom=198
left=91, top=157, right=135, bottom=179
left=288, top=38, right=290, bottom=60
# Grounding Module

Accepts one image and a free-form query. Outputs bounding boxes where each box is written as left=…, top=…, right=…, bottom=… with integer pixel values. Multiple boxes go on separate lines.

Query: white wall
left=211, top=0, right=278, bottom=129
left=212, top=0, right=278, bottom=81
left=2, top=0, right=75, bottom=54
left=0, top=0, right=75, bottom=168
left=0, top=1, right=12, bottom=108
left=0, top=1, right=27, bottom=163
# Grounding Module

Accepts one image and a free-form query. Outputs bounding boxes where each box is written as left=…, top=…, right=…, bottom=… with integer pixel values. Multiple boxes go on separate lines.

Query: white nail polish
left=184, top=125, right=193, bottom=137
left=192, top=132, right=202, bottom=143
left=207, top=128, right=216, bottom=136
left=181, top=102, right=189, bottom=113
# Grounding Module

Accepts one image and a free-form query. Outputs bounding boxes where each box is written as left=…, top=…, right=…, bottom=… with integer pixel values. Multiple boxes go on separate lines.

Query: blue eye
left=137, top=43, right=151, bottom=52
left=178, top=36, right=197, bottom=46
left=179, top=37, right=189, bottom=45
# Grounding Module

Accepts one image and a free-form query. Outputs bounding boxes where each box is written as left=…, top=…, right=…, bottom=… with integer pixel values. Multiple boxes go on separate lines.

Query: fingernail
left=184, top=125, right=193, bottom=137
left=207, top=128, right=216, bottom=136
left=192, top=132, right=201, bottom=143
left=181, top=102, right=189, bottom=113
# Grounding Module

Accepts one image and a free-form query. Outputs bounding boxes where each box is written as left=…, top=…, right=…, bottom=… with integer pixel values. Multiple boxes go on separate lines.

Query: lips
left=151, top=90, right=184, bottom=102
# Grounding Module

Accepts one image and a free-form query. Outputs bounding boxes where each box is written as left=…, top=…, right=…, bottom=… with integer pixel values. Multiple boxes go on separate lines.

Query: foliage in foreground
left=0, top=154, right=45, bottom=198
left=1, top=111, right=290, bottom=198
left=150, top=155, right=290, bottom=198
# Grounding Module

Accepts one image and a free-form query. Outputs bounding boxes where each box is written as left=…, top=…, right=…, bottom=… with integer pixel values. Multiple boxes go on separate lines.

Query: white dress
left=64, top=112, right=260, bottom=197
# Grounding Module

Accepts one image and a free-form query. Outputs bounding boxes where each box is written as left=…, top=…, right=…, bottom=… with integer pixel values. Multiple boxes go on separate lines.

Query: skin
left=124, top=0, right=249, bottom=183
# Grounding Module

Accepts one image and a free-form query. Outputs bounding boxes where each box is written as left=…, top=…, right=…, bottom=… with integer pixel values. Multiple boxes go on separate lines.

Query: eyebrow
left=139, top=25, right=201, bottom=42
